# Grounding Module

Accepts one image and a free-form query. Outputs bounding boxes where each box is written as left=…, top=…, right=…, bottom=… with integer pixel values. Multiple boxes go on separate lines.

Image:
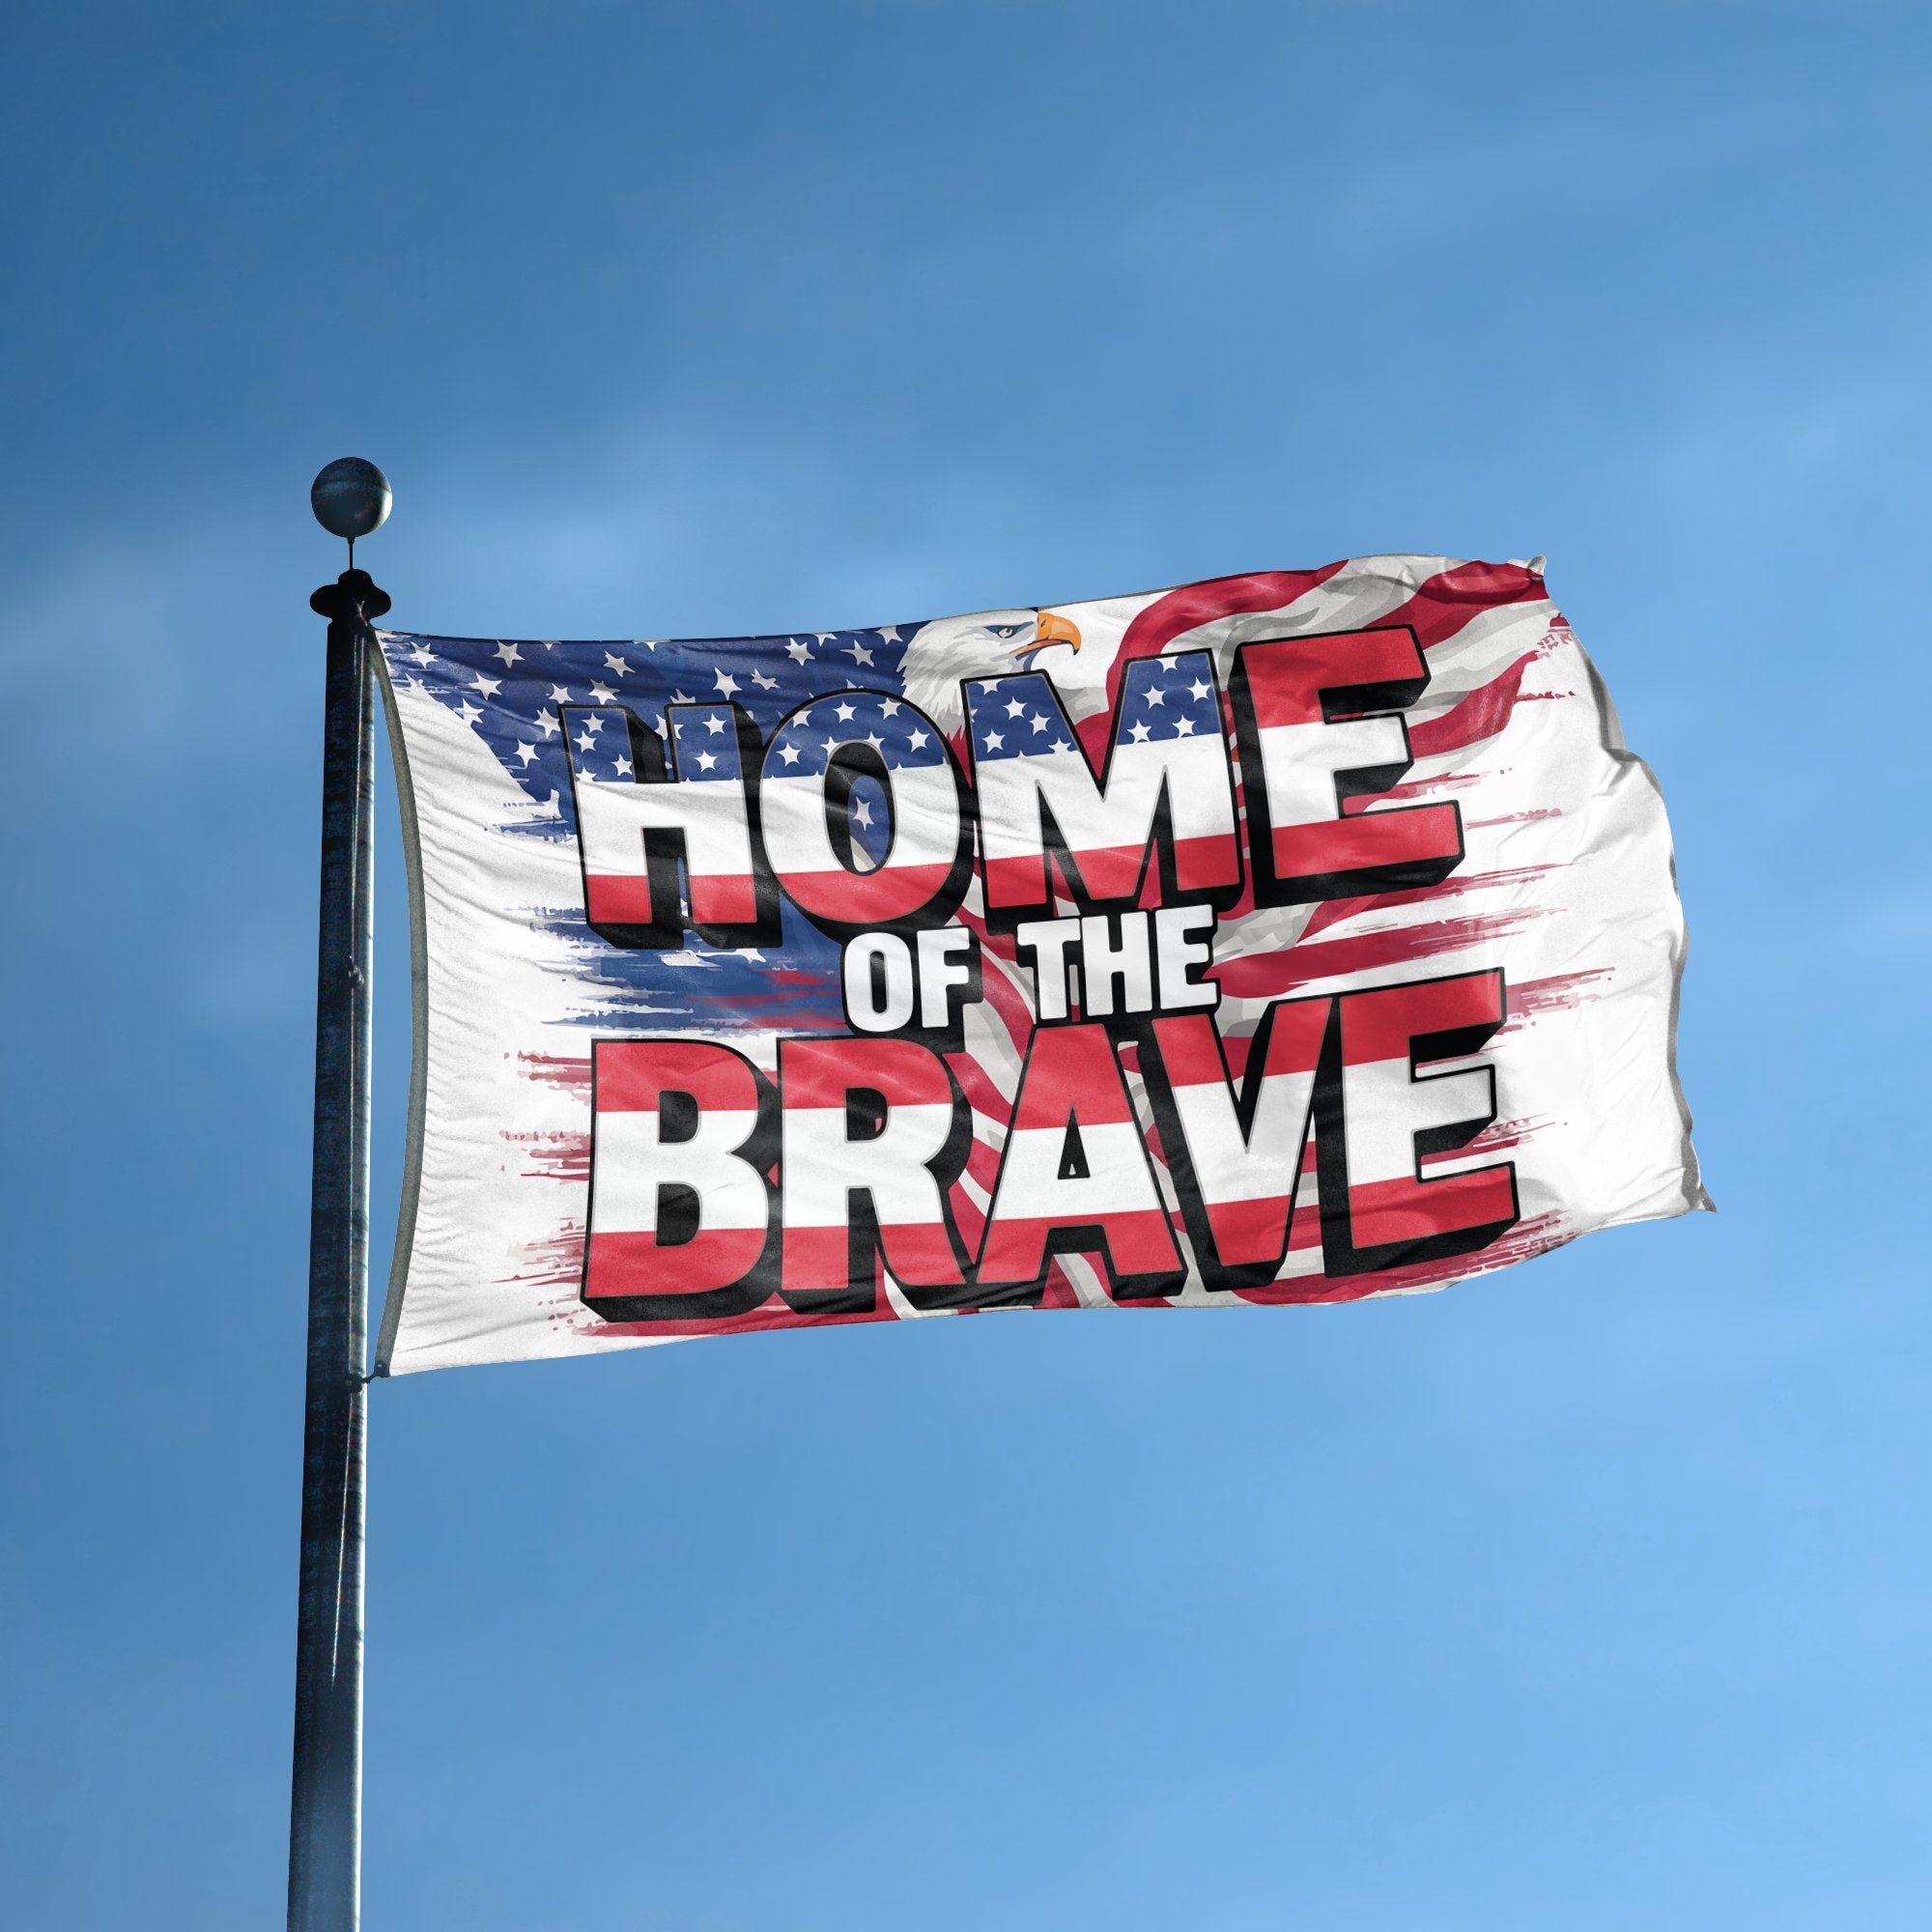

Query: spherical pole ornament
left=310, top=457, right=392, bottom=556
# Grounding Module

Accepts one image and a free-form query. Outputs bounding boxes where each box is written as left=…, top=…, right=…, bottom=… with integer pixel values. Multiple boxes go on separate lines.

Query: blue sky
left=3, top=3, right=1929, bottom=1925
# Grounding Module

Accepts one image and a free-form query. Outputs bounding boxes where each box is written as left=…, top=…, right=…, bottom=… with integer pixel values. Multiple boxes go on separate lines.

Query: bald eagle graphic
left=897, top=607, right=1085, bottom=738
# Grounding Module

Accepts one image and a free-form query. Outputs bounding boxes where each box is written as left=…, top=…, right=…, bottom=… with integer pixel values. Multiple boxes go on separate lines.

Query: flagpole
left=290, top=461, right=391, bottom=1932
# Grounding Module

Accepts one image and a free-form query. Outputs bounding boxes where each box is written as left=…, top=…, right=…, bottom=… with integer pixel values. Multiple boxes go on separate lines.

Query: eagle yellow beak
left=1021, top=610, right=1082, bottom=658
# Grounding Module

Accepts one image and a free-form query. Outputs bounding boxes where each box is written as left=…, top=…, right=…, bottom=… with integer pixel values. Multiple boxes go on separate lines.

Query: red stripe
left=983, top=832, right=1236, bottom=909
left=781, top=1037, right=952, bottom=1112
left=961, top=1137, right=1002, bottom=1190
left=585, top=870, right=759, bottom=926
left=1338, top=969, right=1504, bottom=1066
left=690, top=870, right=761, bottom=924
left=945, top=1049, right=1015, bottom=1128
left=1241, top=628, right=1432, bottom=730
left=584, top=1227, right=768, bottom=1298
left=584, top=874, right=660, bottom=924
left=975, top=1208, right=1180, bottom=1287
left=1271, top=807, right=1461, bottom=885
left=1377, top=560, right=1546, bottom=651
left=1408, top=652, right=1541, bottom=758
left=1347, top=1169, right=1516, bottom=1250
left=775, top=859, right=955, bottom=924
left=781, top=1222, right=962, bottom=1292
left=1204, top=1195, right=1299, bottom=1267
left=1111, top=566, right=1349, bottom=679
left=949, top=1177, right=988, bottom=1250
left=594, top=1038, right=762, bottom=1115
left=1004, top=1022, right=1139, bottom=1126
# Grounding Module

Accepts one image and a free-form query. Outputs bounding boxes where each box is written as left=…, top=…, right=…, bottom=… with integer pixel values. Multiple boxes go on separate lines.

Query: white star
left=845, top=640, right=873, bottom=666
left=1130, top=721, right=1151, bottom=743
left=982, top=729, right=1005, bottom=751
left=613, top=755, right=633, bottom=777
left=494, top=641, right=522, bottom=668
left=705, top=714, right=725, bottom=734
left=410, top=643, right=434, bottom=667
left=1029, top=713, right=1048, bottom=733
left=751, top=669, right=778, bottom=690
left=881, top=697, right=900, bottom=716
left=535, top=710, right=558, bottom=737
left=457, top=699, right=482, bottom=724
left=907, top=728, right=929, bottom=751
left=589, top=682, right=616, bottom=704
left=786, top=639, right=811, bottom=664
left=671, top=691, right=693, bottom=703
left=549, top=685, right=573, bottom=705
left=514, top=741, right=537, bottom=766
left=877, top=625, right=901, bottom=645
left=575, top=729, right=597, bottom=753
left=582, top=715, right=605, bottom=734
left=1188, top=679, right=1211, bottom=701
left=865, top=732, right=884, bottom=751
left=469, top=672, right=501, bottom=698
left=634, top=639, right=658, bottom=651
left=714, top=669, right=740, bottom=696
left=1144, top=687, right=1166, bottom=707
left=834, top=699, right=857, bottom=723
left=853, top=799, right=874, bottom=829
left=696, top=750, right=719, bottom=772
left=780, top=743, right=802, bottom=765
left=815, top=633, right=837, bottom=645
left=1174, top=716, right=1197, bottom=735
left=1052, top=739, right=1072, bottom=753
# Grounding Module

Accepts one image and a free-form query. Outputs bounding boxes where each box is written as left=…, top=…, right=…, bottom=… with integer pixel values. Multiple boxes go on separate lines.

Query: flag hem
left=372, top=640, right=432, bottom=1378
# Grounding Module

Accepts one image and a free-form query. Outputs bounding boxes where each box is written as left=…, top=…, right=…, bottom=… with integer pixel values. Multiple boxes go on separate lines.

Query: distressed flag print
left=371, top=555, right=1707, bottom=1374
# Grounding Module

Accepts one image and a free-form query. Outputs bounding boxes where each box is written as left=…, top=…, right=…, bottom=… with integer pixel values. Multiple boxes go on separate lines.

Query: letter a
left=975, top=1024, right=1183, bottom=1300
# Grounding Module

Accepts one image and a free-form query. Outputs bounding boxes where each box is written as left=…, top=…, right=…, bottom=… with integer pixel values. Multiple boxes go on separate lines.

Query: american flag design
left=372, top=555, right=1707, bottom=1375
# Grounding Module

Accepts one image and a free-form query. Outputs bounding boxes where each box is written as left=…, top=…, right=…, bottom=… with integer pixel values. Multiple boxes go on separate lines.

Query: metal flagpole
left=290, top=459, right=392, bottom=1932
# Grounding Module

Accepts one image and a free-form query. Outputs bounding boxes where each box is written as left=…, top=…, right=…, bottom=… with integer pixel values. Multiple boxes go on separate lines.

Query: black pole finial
left=310, top=458, right=392, bottom=570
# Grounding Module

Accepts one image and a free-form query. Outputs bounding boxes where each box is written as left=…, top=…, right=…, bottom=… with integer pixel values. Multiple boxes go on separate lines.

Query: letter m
left=964, top=650, right=1240, bottom=923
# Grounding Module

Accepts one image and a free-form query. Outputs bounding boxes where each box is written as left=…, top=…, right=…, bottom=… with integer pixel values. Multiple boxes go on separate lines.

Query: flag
left=371, top=555, right=1707, bottom=1375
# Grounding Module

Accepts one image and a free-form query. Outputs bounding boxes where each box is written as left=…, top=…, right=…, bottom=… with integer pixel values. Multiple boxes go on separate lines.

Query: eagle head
left=898, top=608, right=1085, bottom=737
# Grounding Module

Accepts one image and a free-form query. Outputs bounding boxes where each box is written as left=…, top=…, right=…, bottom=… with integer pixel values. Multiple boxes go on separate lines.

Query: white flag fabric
left=371, top=555, right=1707, bottom=1376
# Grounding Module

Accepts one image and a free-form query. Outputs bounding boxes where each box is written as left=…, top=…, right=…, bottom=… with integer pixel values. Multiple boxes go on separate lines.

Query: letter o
left=843, top=932, right=917, bottom=1033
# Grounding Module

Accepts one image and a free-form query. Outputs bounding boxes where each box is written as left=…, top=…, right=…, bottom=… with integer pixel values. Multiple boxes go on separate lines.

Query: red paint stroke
left=504, top=1225, right=587, bottom=1290
left=517, top=1051, right=593, bottom=1093
left=1498, top=968, right=1615, bottom=1031
left=501, top=1127, right=590, bottom=1184
left=1465, top=808, right=1564, bottom=830
left=1408, top=651, right=1540, bottom=758
left=1374, top=770, right=1486, bottom=804
left=1212, top=908, right=1553, bottom=999
left=1299, top=863, right=1562, bottom=942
